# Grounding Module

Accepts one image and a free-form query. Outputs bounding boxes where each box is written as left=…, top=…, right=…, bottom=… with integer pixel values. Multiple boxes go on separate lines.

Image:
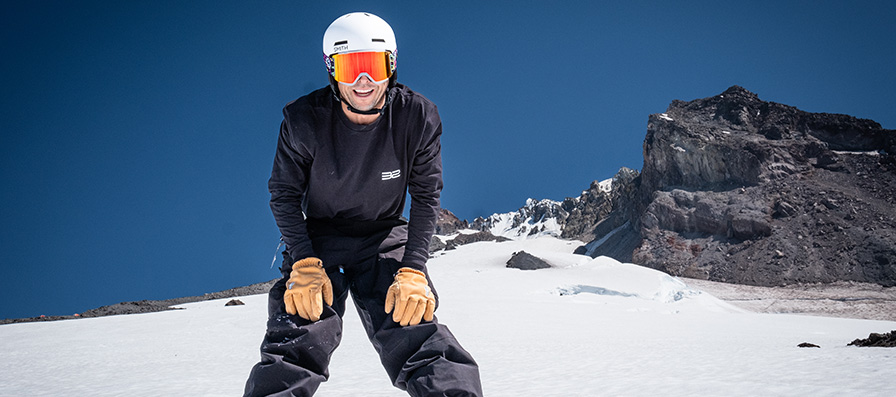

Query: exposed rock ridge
left=460, top=167, right=641, bottom=249
left=436, top=86, right=894, bottom=288
left=631, top=86, right=895, bottom=287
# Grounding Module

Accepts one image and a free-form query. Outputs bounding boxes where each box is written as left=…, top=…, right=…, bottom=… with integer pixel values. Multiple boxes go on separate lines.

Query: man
left=243, top=12, right=483, bottom=396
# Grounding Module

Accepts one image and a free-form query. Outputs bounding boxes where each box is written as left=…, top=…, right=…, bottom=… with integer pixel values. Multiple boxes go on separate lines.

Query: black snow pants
left=243, top=224, right=482, bottom=397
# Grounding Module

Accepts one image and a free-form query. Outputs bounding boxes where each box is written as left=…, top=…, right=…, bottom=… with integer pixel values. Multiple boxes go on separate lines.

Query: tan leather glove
left=284, top=257, right=333, bottom=322
left=384, top=268, right=435, bottom=326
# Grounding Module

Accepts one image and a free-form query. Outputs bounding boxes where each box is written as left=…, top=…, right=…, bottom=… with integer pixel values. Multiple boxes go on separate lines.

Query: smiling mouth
left=354, top=88, right=374, bottom=97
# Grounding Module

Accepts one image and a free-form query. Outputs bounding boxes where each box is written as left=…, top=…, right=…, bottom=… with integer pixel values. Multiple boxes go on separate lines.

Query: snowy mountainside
left=2, top=235, right=895, bottom=396
left=596, top=177, right=613, bottom=193
left=470, top=177, right=616, bottom=240
left=471, top=198, right=567, bottom=239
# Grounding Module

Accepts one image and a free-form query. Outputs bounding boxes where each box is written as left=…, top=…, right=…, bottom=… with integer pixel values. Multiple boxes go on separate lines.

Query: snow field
left=426, top=239, right=894, bottom=396
left=1, top=235, right=894, bottom=396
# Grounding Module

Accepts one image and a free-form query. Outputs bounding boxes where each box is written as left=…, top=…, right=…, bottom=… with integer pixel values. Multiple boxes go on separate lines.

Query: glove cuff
left=293, top=257, right=323, bottom=270
left=396, top=267, right=426, bottom=278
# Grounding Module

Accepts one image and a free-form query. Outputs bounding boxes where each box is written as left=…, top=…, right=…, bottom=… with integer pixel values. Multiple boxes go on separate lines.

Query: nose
left=348, top=73, right=382, bottom=87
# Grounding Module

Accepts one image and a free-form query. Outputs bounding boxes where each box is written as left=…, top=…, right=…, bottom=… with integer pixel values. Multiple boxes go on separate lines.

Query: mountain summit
left=631, top=86, right=895, bottom=287
left=455, top=86, right=895, bottom=288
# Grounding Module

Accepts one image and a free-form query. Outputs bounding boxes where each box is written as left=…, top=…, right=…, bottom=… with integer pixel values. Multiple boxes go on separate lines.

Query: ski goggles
left=326, top=51, right=395, bottom=85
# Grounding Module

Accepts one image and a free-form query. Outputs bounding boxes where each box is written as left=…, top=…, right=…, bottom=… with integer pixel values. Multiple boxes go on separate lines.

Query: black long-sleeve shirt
left=268, top=84, right=443, bottom=271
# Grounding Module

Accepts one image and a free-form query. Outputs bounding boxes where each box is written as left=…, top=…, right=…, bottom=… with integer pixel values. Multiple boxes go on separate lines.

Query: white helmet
left=322, top=12, right=398, bottom=115
left=322, top=12, right=397, bottom=57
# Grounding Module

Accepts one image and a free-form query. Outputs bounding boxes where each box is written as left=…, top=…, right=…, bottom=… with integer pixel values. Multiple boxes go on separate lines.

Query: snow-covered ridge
left=597, top=177, right=613, bottom=193
left=476, top=198, right=566, bottom=239
left=473, top=177, right=616, bottom=240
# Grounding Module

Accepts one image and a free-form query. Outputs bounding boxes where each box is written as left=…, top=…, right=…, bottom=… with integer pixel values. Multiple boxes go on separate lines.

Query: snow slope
left=2, top=236, right=895, bottom=396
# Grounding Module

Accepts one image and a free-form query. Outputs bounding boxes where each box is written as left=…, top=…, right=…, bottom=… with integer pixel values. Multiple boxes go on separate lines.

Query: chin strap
left=333, top=87, right=395, bottom=115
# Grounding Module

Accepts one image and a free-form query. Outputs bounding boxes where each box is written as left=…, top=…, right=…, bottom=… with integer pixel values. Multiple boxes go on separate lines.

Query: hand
left=284, top=257, right=333, bottom=321
left=384, top=268, right=435, bottom=326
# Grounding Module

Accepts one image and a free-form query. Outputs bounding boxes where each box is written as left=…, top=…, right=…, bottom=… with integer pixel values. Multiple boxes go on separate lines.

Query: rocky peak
left=440, top=86, right=895, bottom=289
left=643, top=85, right=893, bottom=197
left=632, top=86, right=896, bottom=287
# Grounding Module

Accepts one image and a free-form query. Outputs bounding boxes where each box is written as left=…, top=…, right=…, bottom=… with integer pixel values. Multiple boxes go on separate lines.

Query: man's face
left=337, top=75, right=388, bottom=113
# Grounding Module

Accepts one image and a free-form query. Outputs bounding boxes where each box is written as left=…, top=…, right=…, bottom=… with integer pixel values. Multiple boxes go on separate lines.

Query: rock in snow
left=848, top=330, right=896, bottom=347
left=505, top=250, right=552, bottom=270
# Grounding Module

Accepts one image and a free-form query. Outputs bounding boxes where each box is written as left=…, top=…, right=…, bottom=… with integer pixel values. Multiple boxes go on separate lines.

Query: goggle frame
left=325, top=50, right=396, bottom=86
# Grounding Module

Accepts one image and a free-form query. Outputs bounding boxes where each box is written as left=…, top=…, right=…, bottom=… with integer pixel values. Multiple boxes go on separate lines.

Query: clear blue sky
left=2, top=1, right=894, bottom=320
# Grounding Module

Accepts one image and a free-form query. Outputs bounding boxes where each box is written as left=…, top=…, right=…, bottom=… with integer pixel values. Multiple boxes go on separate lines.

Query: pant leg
left=348, top=227, right=483, bottom=396
left=243, top=255, right=351, bottom=397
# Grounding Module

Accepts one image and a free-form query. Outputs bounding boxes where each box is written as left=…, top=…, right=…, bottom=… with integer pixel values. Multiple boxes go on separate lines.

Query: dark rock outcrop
left=561, top=167, right=641, bottom=242
left=429, top=235, right=447, bottom=253
left=225, top=299, right=245, bottom=306
left=563, top=168, right=642, bottom=261
left=506, top=251, right=552, bottom=270
left=435, top=208, right=468, bottom=235
left=848, top=330, right=896, bottom=347
left=628, top=86, right=895, bottom=287
left=444, top=231, right=511, bottom=250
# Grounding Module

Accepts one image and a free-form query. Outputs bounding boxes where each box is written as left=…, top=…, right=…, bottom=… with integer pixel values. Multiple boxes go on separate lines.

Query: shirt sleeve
left=269, top=118, right=316, bottom=264
left=401, top=107, right=444, bottom=270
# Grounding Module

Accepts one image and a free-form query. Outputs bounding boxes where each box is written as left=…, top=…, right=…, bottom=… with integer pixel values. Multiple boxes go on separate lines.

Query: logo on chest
left=381, top=169, right=401, bottom=181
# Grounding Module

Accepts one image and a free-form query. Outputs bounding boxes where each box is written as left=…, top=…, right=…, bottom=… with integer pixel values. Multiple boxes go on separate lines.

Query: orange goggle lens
left=331, top=51, right=393, bottom=85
